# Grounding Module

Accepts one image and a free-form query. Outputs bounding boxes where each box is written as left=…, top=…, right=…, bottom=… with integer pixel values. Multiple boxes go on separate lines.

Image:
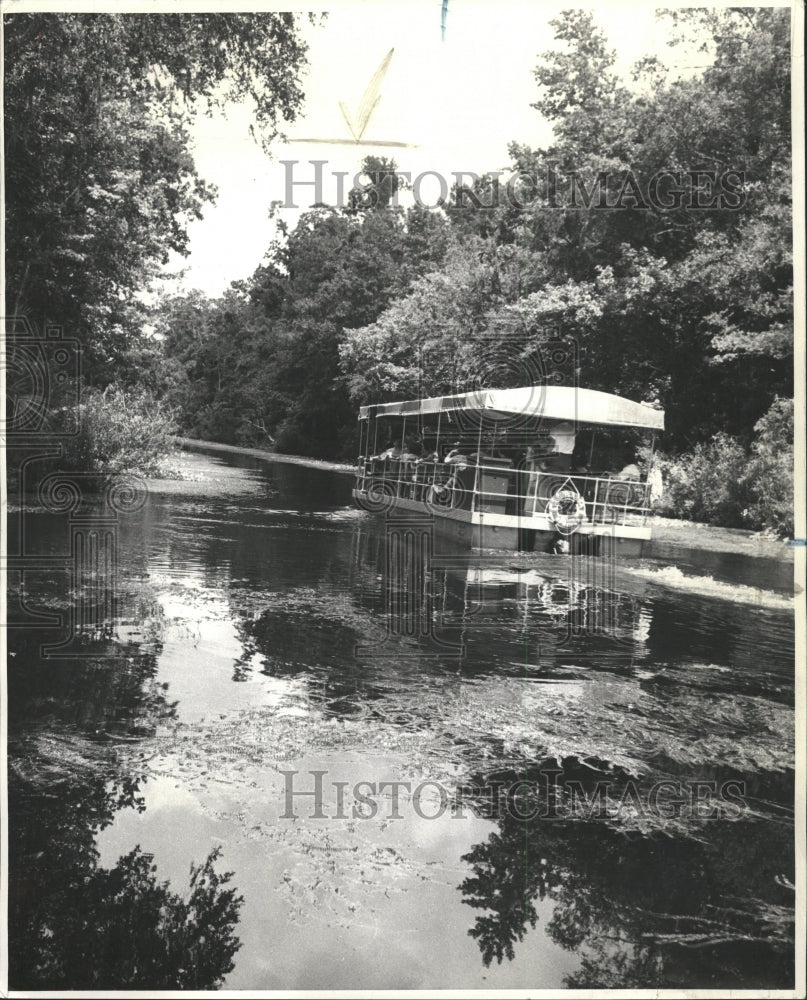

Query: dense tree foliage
left=4, top=12, right=312, bottom=385
left=162, top=8, right=794, bottom=532
left=6, top=11, right=792, bottom=532
left=163, top=10, right=791, bottom=491
left=343, top=8, right=792, bottom=446
left=157, top=159, right=450, bottom=456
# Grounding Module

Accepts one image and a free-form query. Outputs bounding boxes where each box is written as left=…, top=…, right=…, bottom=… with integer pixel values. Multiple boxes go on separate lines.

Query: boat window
left=582, top=426, right=648, bottom=478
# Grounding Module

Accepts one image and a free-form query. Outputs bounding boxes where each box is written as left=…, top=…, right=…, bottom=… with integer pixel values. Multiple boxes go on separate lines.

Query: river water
left=7, top=450, right=796, bottom=990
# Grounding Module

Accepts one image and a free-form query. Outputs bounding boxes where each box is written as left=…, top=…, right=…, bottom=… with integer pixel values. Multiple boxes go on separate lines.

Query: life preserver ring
left=546, top=488, right=586, bottom=534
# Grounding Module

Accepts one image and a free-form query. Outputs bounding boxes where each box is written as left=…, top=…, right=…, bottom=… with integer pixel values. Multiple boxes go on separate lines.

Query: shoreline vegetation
left=174, top=437, right=794, bottom=564
left=5, top=11, right=794, bottom=540
left=6, top=430, right=794, bottom=567
left=3, top=12, right=796, bottom=994
left=152, top=11, right=791, bottom=542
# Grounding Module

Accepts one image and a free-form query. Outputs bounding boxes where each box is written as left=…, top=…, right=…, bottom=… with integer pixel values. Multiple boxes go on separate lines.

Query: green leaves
left=655, top=399, right=794, bottom=536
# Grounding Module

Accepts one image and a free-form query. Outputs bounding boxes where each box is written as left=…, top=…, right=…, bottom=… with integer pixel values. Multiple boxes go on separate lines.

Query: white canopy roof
left=359, top=385, right=664, bottom=431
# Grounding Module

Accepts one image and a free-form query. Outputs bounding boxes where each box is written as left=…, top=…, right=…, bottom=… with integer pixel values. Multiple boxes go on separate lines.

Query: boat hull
left=352, top=490, right=649, bottom=556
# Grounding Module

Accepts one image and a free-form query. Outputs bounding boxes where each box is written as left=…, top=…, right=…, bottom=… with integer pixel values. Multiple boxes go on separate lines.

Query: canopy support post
left=473, top=416, right=484, bottom=512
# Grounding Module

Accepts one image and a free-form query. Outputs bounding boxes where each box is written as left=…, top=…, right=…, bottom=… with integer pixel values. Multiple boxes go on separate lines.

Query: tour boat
left=353, top=385, right=664, bottom=556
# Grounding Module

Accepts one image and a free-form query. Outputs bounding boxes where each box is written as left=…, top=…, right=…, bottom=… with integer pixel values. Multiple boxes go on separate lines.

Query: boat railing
left=355, top=456, right=652, bottom=526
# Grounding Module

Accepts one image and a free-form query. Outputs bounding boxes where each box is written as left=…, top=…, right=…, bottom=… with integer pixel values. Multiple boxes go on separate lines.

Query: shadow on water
left=7, top=561, right=244, bottom=989
left=458, top=765, right=794, bottom=988
left=6, top=451, right=795, bottom=989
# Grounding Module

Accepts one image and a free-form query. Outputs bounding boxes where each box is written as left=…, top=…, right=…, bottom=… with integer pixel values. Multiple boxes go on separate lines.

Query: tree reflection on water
left=7, top=471, right=795, bottom=990
left=458, top=765, right=795, bottom=988
left=8, top=622, right=244, bottom=990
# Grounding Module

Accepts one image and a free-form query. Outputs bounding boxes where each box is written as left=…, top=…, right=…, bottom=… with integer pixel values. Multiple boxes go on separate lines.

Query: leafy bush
left=655, top=398, right=794, bottom=537
left=655, top=433, right=750, bottom=527
left=740, top=397, right=794, bottom=538
left=61, top=385, right=179, bottom=478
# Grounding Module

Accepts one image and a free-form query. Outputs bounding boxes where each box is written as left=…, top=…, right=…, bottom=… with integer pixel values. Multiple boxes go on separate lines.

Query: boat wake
left=625, top=563, right=794, bottom=609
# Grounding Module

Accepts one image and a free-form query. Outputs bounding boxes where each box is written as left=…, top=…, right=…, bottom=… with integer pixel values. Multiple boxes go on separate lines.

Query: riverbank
left=176, top=437, right=794, bottom=566
left=650, top=516, right=794, bottom=562
left=176, top=436, right=355, bottom=475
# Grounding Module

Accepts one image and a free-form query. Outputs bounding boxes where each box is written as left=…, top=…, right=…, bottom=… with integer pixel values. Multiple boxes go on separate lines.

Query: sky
left=166, top=2, right=710, bottom=298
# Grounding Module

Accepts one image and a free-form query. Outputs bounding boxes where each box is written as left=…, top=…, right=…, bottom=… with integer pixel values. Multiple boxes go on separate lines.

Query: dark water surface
left=7, top=452, right=795, bottom=990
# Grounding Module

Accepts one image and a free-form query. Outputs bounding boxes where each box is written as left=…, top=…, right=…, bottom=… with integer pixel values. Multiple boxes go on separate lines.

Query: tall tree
left=4, top=13, right=312, bottom=385
left=434, top=8, right=793, bottom=447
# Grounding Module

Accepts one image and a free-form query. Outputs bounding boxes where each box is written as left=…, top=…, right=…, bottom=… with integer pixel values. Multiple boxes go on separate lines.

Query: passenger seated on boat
left=444, top=445, right=470, bottom=469
left=400, top=434, right=421, bottom=463
left=411, top=454, right=435, bottom=492
left=550, top=421, right=576, bottom=455
left=544, top=422, right=576, bottom=470
left=472, top=442, right=511, bottom=465
left=525, top=421, right=576, bottom=473
left=414, top=450, right=439, bottom=488
left=385, top=435, right=419, bottom=495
